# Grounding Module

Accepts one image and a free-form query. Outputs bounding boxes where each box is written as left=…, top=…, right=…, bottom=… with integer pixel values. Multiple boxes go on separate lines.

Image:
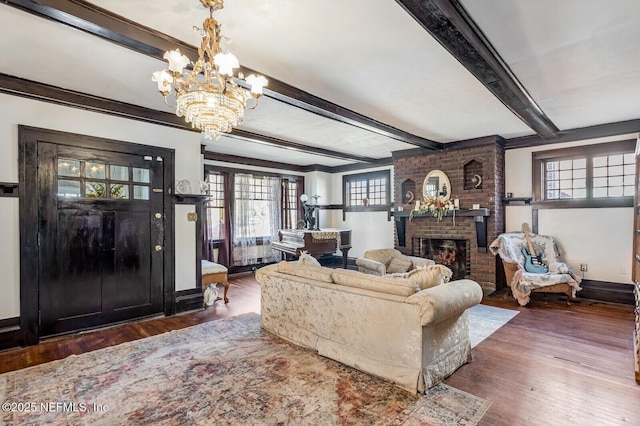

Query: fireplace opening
left=411, top=237, right=470, bottom=280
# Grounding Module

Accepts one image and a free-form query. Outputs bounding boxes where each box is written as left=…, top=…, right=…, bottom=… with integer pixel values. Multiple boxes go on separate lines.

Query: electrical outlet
left=580, top=264, right=588, bottom=272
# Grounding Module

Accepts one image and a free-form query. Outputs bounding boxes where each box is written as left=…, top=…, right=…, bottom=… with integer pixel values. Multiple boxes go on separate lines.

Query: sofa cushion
left=405, top=265, right=453, bottom=290
left=331, top=269, right=419, bottom=296
left=275, top=261, right=334, bottom=283
left=386, top=256, right=412, bottom=273
left=297, top=250, right=321, bottom=266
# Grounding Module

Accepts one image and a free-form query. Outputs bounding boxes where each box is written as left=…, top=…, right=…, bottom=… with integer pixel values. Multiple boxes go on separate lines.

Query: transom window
left=343, top=170, right=390, bottom=208
left=57, top=158, right=150, bottom=200
left=533, top=140, right=635, bottom=207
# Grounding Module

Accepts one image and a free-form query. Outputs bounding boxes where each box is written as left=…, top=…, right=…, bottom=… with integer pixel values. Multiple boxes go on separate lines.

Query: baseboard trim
left=575, top=279, right=634, bottom=305
left=175, top=289, right=204, bottom=314
left=0, top=317, right=21, bottom=350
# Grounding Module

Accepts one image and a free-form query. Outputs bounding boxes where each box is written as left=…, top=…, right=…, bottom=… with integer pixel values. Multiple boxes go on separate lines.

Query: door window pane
left=133, top=185, right=149, bottom=200
left=110, top=184, right=129, bottom=199
left=58, top=180, right=81, bottom=197
left=58, top=159, right=81, bottom=177
left=86, top=182, right=106, bottom=198
left=110, top=165, right=129, bottom=181
left=133, top=168, right=150, bottom=183
left=85, top=162, right=106, bottom=179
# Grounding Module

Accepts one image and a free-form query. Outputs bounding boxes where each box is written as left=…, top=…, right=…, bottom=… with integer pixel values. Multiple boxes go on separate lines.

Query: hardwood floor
left=1, top=273, right=637, bottom=425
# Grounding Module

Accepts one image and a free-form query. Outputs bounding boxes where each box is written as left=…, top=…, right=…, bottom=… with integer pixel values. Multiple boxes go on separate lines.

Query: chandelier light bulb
left=164, top=49, right=190, bottom=74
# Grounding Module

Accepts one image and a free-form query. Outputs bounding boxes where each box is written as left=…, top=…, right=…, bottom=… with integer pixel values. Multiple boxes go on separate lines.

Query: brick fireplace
left=393, top=137, right=505, bottom=292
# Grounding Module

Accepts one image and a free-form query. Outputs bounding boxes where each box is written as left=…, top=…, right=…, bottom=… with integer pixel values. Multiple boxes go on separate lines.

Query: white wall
left=0, top=93, right=202, bottom=320
left=175, top=205, right=197, bottom=291
left=505, top=135, right=636, bottom=284
left=316, top=166, right=395, bottom=258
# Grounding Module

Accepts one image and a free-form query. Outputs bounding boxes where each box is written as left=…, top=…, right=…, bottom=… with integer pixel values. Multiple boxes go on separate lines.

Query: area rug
left=469, top=304, right=519, bottom=348
left=0, top=313, right=492, bottom=426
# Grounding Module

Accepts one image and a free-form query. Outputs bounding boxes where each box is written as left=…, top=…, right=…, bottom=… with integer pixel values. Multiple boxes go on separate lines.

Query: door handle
left=155, top=245, right=163, bottom=252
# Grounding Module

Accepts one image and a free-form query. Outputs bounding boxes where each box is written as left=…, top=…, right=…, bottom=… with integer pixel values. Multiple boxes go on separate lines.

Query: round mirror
left=422, top=170, right=451, bottom=201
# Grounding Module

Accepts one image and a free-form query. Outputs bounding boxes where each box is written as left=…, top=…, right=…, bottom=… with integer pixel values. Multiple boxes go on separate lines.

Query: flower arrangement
left=410, top=196, right=454, bottom=222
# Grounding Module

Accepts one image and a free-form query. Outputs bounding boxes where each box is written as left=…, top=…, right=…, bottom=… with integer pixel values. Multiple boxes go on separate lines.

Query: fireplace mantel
left=393, top=208, right=491, bottom=252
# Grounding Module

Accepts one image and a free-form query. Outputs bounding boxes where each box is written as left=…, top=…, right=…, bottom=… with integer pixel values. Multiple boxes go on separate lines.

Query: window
left=343, top=170, right=391, bottom=209
left=205, top=172, right=225, bottom=241
left=203, top=166, right=303, bottom=268
left=282, top=178, right=300, bottom=229
left=57, top=158, right=149, bottom=200
left=234, top=175, right=278, bottom=239
left=533, top=140, right=635, bottom=208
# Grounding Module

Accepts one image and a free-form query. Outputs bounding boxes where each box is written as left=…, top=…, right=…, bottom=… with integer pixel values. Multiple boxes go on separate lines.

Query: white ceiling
left=1, top=0, right=639, bottom=167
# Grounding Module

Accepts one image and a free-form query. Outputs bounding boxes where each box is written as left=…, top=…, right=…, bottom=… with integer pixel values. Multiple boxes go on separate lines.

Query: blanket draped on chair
left=490, top=232, right=582, bottom=306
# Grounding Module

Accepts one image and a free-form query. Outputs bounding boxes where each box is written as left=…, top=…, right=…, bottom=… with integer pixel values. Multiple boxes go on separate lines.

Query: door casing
left=18, top=126, right=176, bottom=345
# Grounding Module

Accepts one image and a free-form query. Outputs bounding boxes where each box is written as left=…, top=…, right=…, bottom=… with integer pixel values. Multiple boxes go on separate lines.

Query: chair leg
left=221, top=281, right=229, bottom=304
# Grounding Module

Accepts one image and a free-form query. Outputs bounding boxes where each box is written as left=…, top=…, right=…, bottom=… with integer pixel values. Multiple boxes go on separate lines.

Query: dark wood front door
left=37, top=142, right=165, bottom=336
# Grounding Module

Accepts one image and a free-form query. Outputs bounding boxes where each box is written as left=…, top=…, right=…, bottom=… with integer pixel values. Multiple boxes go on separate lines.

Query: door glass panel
left=110, top=184, right=129, bottom=199
left=58, top=179, right=81, bottom=197
left=110, top=165, right=129, bottom=181
left=86, top=182, right=106, bottom=198
left=133, top=167, right=150, bottom=183
left=86, top=162, right=106, bottom=179
left=58, top=159, right=81, bottom=177
left=133, top=185, right=149, bottom=200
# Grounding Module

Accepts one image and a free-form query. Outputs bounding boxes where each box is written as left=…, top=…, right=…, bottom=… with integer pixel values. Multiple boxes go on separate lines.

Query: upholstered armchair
left=490, top=232, right=582, bottom=306
left=356, top=248, right=435, bottom=276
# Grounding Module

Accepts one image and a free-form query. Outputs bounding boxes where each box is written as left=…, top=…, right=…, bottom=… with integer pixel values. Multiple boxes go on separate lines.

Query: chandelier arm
left=162, top=96, right=177, bottom=109
left=245, top=97, right=260, bottom=110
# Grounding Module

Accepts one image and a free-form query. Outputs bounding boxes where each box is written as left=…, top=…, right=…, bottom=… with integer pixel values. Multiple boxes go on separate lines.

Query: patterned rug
left=1, top=313, right=494, bottom=426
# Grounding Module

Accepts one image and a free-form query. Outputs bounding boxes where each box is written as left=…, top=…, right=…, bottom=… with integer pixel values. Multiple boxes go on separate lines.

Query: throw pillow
left=386, top=256, right=412, bottom=273
left=331, top=269, right=419, bottom=296
left=406, top=264, right=453, bottom=290
left=297, top=250, right=321, bottom=266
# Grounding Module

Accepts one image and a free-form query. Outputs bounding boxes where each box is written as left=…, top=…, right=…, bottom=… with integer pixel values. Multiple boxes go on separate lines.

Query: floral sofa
left=255, top=260, right=483, bottom=393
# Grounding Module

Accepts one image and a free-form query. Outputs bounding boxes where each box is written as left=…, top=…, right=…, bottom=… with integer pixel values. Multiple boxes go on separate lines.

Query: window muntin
left=57, top=158, right=149, bottom=200
left=344, top=170, right=390, bottom=208
left=545, top=158, right=587, bottom=200
left=592, top=153, right=635, bottom=198
left=533, top=140, right=635, bottom=207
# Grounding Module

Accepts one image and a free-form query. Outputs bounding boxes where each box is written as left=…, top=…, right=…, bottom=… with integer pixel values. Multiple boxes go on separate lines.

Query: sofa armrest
left=355, top=258, right=386, bottom=276
left=408, top=256, right=435, bottom=269
left=407, top=279, right=483, bottom=326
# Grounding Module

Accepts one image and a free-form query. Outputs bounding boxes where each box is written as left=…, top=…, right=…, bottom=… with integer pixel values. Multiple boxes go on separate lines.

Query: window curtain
left=233, top=173, right=282, bottom=266
left=263, top=175, right=282, bottom=263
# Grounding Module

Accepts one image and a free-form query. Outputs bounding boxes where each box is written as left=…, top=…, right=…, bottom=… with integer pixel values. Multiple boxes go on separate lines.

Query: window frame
left=532, top=139, right=635, bottom=208
left=342, top=169, right=391, bottom=212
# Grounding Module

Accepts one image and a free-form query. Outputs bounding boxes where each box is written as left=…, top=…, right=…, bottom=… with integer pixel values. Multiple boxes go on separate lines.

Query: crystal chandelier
left=152, top=0, right=267, bottom=140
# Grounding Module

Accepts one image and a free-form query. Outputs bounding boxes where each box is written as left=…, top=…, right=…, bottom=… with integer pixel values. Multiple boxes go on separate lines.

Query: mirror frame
left=422, top=170, right=451, bottom=201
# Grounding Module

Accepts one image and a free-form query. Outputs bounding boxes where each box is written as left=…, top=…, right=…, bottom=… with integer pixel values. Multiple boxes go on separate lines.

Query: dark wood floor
left=1, top=273, right=638, bottom=425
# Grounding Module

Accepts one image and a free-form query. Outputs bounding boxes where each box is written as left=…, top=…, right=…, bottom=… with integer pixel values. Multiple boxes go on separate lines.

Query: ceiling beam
left=395, top=0, right=559, bottom=139
left=0, top=73, right=385, bottom=164
left=504, top=119, right=640, bottom=149
left=225, top=130, right=385, bottom=164
left=4, top=0, right=441, bottom=150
